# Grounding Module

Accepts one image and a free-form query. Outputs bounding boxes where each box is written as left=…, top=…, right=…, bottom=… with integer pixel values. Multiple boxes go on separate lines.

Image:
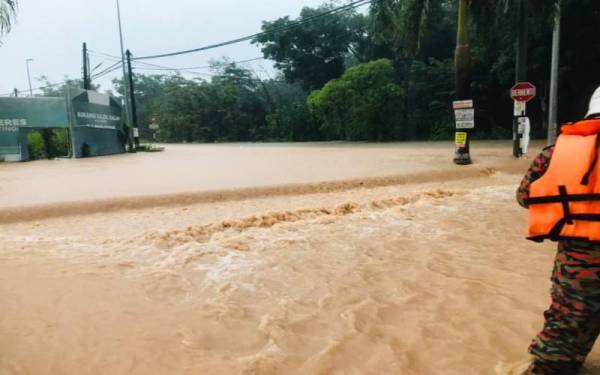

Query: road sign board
left=455, top=108, right=475, bottom=129
left=455, top=132, right=467, bottom=147
left=511, top=82, right=537, bottom=102
left=453, top=100, right=473, bottom=110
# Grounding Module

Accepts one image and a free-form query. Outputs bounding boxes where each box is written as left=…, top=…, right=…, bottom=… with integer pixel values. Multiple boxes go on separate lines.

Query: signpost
left=511, top=82, right=536, bottom=103
left=511, top=82, right=536, bottom=157
left=453, top=100, right=475, bottom=164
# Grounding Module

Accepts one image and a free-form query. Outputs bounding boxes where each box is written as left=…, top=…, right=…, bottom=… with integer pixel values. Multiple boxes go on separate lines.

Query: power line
left=0, top=64, right=121, bottom=96
left=132, top=64, right=214, bottom=77
left=132, top=0, right=371, bottom=60
left=0, top=80, right=70, bottom=97
left=1, top=0, right=370, bottom=96
left=133, top=57, right=266, bottom=71
left=88, top=50, right=122, bottom=61
left=91, top=61, right=122, bottom=79
left=91, top=49, right=268, bottom=76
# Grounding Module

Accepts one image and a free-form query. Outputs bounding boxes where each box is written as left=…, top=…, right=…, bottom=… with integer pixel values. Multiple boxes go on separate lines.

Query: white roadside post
left=149, top=116, right=160, bottom=142
left=511, top=82, right=536, bottom=158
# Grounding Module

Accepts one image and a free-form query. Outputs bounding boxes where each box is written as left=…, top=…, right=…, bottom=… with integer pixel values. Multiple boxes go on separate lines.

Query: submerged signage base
left=0, top=90, right=125, bottom=161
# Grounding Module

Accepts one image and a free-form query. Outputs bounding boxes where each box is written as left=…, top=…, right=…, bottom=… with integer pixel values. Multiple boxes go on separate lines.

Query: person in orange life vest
left=507, top=86, right=600, bottom=375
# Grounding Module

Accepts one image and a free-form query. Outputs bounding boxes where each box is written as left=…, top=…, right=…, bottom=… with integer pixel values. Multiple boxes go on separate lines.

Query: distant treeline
left=40, top=0, right=600, bottom=143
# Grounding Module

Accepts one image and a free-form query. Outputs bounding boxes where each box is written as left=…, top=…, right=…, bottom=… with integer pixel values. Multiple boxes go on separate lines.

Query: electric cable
left=132, top=0, right=371, bottom=60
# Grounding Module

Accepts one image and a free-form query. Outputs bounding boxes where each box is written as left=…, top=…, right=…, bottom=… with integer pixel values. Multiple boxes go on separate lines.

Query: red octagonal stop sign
left=511, top=82, right=537, bottom=102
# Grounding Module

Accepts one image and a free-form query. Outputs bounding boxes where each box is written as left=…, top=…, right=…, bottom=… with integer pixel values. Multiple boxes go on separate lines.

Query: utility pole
left=82, top=42, right=91, bottom=90
left=513, top=0, right=529, bottom=157
left=25, top=58, right=34, bottom=97
left=126, top=50, right=140, bottom=148
left=547, top=0, right=561, bottom=145
left=116, top=0, right=133, bottom=149
left=452, top=0, right=473, bottom=165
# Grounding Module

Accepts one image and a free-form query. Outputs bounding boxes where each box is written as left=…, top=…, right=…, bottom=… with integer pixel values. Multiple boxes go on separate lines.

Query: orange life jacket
left=526, top=119, right=600, bottom=242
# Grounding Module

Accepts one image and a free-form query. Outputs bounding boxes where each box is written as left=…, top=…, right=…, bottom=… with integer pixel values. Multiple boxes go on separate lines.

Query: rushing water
left=4, top=142, right=599, bottom=374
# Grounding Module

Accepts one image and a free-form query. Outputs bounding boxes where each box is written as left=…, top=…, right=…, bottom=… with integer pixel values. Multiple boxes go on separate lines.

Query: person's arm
left=516, top=145, right=555, bottom=208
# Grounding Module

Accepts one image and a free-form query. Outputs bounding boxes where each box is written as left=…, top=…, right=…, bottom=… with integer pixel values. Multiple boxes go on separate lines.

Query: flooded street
left=2, top=142, right=600, bottom=374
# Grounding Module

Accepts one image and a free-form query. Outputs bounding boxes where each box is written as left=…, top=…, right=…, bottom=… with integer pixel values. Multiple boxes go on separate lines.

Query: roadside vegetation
left=8, top=0, right=600, bottom=145
left=108, top=0, right=598, bottom=144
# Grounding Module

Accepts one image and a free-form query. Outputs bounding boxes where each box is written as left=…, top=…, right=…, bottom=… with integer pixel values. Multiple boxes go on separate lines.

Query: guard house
left=0, top=89, right=126, bottom=162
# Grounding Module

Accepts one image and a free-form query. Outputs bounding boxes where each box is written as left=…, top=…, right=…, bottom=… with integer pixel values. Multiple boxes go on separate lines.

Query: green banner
left=0, top=97, right=69, bottom=129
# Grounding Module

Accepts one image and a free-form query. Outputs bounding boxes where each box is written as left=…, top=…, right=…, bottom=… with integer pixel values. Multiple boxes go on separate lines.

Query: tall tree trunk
left=453, top=0, right=472, bottom=165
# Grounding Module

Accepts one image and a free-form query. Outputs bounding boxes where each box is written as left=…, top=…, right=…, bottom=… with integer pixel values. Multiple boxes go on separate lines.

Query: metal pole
left=513, top=0, right=528, bottom=158
left=547, top=0, right=561, bottom=145
left=25, top=58, right=34, bottom=97
left=116, top=0, right=133, bottom=149
left=126, top=50, right=140, bottom=147
left=83, top=42, right=90, bottom=90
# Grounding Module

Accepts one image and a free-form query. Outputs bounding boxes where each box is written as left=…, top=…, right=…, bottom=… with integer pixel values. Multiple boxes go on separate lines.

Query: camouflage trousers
left=529, top=240, right=600, bottom=374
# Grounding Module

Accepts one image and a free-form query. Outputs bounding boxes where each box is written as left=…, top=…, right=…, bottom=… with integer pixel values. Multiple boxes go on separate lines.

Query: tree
left=113, top=73, right=187, bottom=139
left=0, top=0, right=17, bottom=40
left=253, top=3, right=367, bottom=90
left=36, top=76, right=99, bottom=97
left=308, top=59, right=405, bottom=141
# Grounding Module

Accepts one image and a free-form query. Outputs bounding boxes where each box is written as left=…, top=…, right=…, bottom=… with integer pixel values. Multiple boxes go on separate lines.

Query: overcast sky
left=0, top=0, right=341, bottom=96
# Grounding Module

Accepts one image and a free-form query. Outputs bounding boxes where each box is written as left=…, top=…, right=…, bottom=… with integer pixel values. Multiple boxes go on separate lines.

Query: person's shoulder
left=540, top=144, right=555, bottom=157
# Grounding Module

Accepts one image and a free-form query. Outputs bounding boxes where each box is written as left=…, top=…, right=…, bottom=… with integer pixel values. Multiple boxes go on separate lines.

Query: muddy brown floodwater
left=1, top=141, right=600, bottom=375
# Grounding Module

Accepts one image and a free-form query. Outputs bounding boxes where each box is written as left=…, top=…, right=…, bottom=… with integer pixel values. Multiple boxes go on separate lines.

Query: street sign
left=453, top=100, right=473, bottom=110
left=511, top=82, right=537, bottom=103
left=455, top=132, right=467, bottom=147
left=455, top=108, right=475, bottom=129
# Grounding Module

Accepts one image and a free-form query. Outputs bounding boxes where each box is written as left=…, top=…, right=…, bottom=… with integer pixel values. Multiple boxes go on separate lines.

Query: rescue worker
left=509, top=86, right=600, bottom=374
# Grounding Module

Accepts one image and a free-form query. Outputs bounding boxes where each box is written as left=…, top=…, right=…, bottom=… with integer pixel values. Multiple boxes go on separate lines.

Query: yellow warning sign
left=455, top=132, right=467, bottom=146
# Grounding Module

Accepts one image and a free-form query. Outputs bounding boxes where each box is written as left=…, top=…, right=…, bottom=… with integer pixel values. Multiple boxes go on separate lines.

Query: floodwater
left=1, top=141, right=600, bottom=374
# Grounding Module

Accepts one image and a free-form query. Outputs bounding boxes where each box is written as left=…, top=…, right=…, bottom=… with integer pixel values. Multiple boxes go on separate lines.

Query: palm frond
left=0, top=0, right=18, bottom=35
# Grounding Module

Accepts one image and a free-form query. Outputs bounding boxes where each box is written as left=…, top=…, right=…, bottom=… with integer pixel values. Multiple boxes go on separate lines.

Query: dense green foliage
left=152, top=65, right=318, bottom=142
left=27, top=130, right=46, bottom=160
left=27, top=129, right=70, bottom=160
left=125, top=0, right=598, bottom=144
left=26, top=0, right=599, bottom=144
left=308, top=59, right=404, bottom=141
left=252, top=4, right=372, bottom=90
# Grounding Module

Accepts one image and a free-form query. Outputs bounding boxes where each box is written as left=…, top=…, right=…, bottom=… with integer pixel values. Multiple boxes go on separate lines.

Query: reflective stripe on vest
left=526, top=119, right=600, bottom=242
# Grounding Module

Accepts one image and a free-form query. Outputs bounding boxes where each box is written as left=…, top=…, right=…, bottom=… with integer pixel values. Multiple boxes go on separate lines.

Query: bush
left=27, top=130, right=48, bottom=160
left=307, top=59, right=405, bottom=141
left=46, top=129, right=70, bottom=158
left=27, top=129, right=71, bottom=160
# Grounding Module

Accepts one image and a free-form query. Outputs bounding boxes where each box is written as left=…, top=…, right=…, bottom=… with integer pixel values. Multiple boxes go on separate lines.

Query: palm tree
left=372, top=0, right=556, bottom=163
left=371, top=0, right=474, bottom=163
left=0, top=0, right=17, bottom=37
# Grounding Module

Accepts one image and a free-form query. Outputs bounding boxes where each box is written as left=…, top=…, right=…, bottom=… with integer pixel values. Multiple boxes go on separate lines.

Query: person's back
left=503, top=86, right=600, bottom=375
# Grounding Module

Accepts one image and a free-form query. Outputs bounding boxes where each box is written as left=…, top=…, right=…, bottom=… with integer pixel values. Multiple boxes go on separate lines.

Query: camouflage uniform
left=518, top=146, right=600, bottom=374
